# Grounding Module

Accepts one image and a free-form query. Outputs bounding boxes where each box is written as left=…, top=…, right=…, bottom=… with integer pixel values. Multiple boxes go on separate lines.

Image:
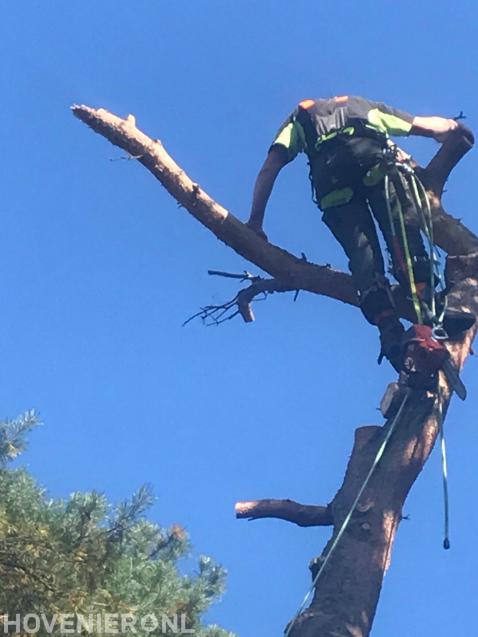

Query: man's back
left=272, top=95, right=415, bottom=165
left=246, top=96, right=467, bottom=377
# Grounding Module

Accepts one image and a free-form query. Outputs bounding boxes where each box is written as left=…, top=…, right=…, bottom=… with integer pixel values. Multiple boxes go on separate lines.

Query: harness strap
left=313, top=120, right=387, bottom=150
left=302, top=116, right=390, bottom=207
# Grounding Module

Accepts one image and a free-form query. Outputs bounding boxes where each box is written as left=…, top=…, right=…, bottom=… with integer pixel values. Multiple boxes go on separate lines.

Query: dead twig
left=183, top=272, right=298, bottom=326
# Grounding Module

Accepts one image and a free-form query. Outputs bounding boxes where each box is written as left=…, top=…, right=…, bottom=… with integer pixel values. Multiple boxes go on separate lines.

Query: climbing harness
left=284, top=389, right=412, bottom=637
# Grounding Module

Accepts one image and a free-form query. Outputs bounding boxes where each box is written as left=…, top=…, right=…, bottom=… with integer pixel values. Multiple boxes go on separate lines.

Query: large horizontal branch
left=72, top=105, right=358, bottom=309
left=72, top=105, right=477, bottom=314
left=235, top=499, right=333, bottom=527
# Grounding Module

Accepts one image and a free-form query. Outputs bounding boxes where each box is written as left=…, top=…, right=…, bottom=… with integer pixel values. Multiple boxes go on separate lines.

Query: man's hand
left=245, top=220, right=268, bottom=242
left=395, top=146, right=412, bottom=163
left=411, top=116, right=460, bottom=142
left=433, top=118, right=459, bottom=143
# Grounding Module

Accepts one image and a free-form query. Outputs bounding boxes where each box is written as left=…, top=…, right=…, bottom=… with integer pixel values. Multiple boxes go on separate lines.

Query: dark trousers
left=322, top=176, right=430, bottom=325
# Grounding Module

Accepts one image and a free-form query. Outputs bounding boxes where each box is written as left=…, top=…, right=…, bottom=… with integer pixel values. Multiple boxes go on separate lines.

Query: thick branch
left=71, top=105, right=477, bottom=316
left=235, top=499, right=333, bottom=527
left=425, top=125, right=474, bottom=194
left=72, top=105, right=358, bottom=308
left=417, top=126, right=478, bottom=256
left=418, top=186, right=478, bottom=257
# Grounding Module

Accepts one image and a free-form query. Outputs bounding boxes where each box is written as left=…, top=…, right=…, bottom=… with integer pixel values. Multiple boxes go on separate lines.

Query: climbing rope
left=284, top=156, right=454, bottom=636
left=383, top=152, right=445, bottom=329
left=408, top=172, right=447, bottom=323
left=384, top=159, right=452, bottom=550
left=436, top=386, right=451, bottom=549
left=384, top=170, right=423, bottom=324
left=284, top=389, right=412, bottom=637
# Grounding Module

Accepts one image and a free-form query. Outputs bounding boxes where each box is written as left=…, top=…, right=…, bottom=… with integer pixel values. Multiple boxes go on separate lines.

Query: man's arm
left=410, top=116, right=459, bottom=142
left=247, top=146, right=289, bottom=240
left=371, top=101, right=463, bottom=143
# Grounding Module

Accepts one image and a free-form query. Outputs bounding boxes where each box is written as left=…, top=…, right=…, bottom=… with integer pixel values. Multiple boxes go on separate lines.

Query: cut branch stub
left=235, top=499, right=333, bottom=527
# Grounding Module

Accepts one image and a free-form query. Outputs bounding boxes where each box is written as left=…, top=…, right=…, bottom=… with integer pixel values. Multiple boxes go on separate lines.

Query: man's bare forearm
left=410, top=116, right=459, bottom=141
left=249, top=165, right=277, bottom=226
left=248, top=147, right=288, bottom=232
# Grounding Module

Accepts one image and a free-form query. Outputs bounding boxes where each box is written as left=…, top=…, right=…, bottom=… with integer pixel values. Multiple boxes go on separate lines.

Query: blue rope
left=437, top=386, right=451, bottom=549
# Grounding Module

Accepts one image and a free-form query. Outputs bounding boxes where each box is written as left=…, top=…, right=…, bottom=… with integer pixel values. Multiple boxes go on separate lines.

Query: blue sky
left=1, top=1, right=478, bottom=635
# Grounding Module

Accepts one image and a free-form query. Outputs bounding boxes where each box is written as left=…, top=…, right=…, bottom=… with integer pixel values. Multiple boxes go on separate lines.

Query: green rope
left=384, top=172, right=423, bottom=324
left=408, top=173, right=445, bottom=321
left=397, top=171, right=451, bottom=550
left=409, top=175, right=437, bottom=318
left=391, top=169, right=451, bottom=549
left=284, top=389, right=412, bottom=637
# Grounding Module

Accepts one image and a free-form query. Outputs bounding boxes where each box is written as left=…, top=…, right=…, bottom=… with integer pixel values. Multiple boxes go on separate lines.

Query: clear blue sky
left=1, top=2, right=477, bottom=635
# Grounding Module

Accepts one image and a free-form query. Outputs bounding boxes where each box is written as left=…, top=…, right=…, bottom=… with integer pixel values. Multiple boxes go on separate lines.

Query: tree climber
left=247, top=95, right=474, bottom=383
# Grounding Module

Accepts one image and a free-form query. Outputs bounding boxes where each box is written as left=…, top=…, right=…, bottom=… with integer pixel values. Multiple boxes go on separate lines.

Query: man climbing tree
left=73, top=101, right=477, bottom=637
left=247, top=96, right=475, bottom=387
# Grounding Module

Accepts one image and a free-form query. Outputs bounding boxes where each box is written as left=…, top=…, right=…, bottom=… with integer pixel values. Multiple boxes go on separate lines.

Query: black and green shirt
left=271, top=95, right=414, bottom=162
left=270, top=96, right=415, bottom=209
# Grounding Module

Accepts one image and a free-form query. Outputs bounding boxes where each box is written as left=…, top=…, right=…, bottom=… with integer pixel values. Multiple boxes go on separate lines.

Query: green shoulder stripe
left=367, top=108, right=413, bottom=136
left=272, top=118, right=306, bottom=161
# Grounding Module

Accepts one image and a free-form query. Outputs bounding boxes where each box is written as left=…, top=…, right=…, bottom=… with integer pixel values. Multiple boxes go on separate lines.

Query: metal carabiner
left=432, top=325, right=449, bottom=341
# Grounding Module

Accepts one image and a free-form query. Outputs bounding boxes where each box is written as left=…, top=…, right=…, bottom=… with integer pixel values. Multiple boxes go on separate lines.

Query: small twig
left=208, top=269, right=261, bottom=282
left=182, top=300, right=239, bottom=327
left=109, top=153, right=143, bottom=162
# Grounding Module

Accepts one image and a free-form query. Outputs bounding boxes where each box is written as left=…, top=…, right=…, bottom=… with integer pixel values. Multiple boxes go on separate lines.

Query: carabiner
left=432, top=325, right=449, bottom=341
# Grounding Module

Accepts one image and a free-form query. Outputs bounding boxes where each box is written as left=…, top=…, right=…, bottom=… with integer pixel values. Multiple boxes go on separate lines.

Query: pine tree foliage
left=0, top=414, right=234, bottom=637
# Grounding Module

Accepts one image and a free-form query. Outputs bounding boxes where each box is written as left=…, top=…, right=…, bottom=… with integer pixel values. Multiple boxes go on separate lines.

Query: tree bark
left=235, top=499, right=333, bottom=527
left=72, top=106, right=476, bottom=637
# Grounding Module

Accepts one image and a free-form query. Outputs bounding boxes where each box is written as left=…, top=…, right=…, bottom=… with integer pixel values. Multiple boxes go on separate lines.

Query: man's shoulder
left=294, top=95, right=375, bottom=110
